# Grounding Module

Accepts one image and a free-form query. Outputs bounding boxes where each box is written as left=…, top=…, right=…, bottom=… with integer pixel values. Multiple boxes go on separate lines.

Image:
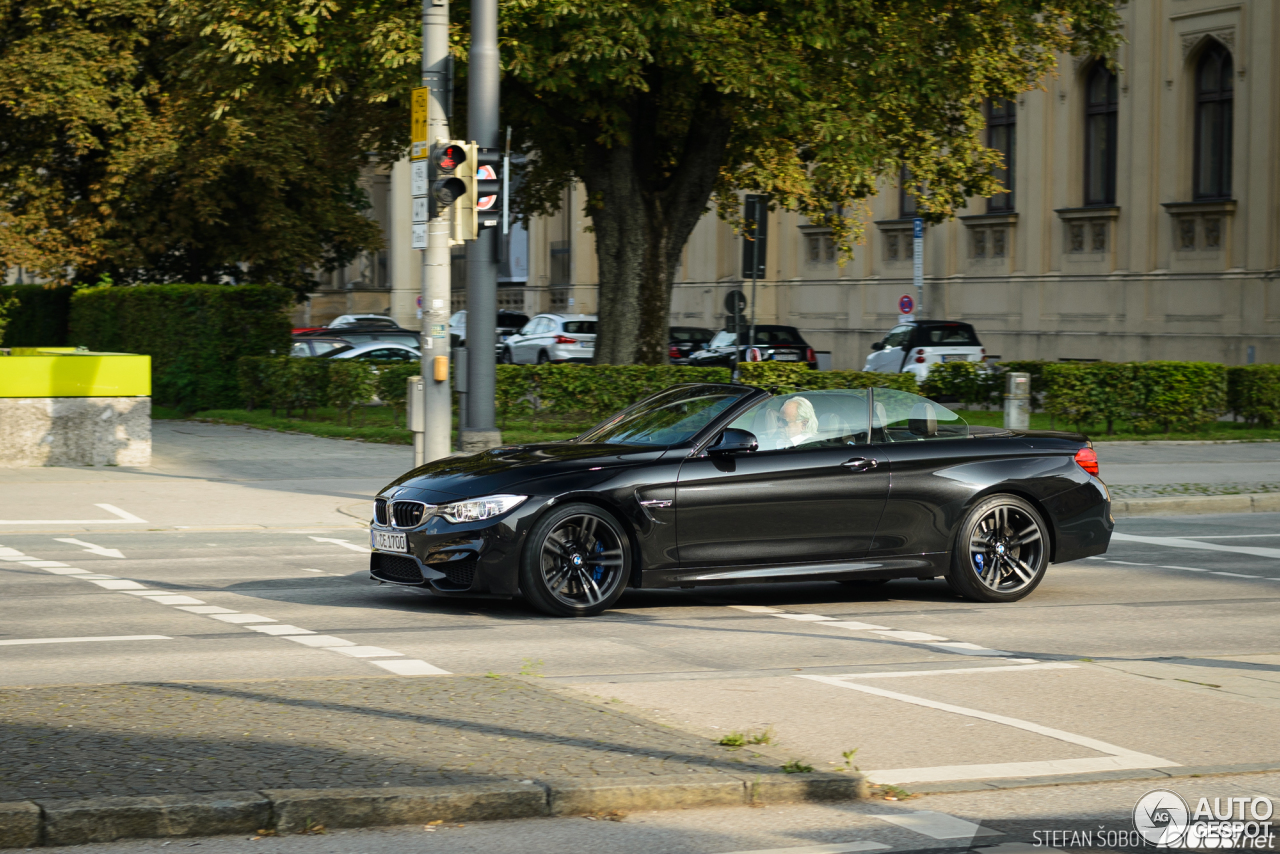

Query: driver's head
left=781, top=397, right=816, bottom=435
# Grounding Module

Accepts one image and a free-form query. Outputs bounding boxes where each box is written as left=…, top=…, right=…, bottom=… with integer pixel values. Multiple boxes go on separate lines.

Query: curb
left=0, top=773, right=868, bottom=848
left=906, top=761, right=1280, bottom=796
left=1111, top=492, right=1280, bottom=518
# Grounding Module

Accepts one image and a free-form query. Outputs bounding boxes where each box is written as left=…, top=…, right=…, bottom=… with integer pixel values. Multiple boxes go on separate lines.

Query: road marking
left=301, top=568, right=325, bottom=573
left=1112, top=532, right=1280, bottom=559
left=249, top=625, right=315, bottom=636
left=1161, top=565, right=1210, bottom=572
left=729, top=605, right=783, bottom=614
left=800, top=674, right=1178, bottom=785
left=871, top=811, right=1002, bottom=840
left=927, top=642, right=1012, bottom=656
left=282, top=635, right=355, bottom=647
left=0, top=635, right=171, bottom=646
left=44, top=567, right=92, bottom=575
left=310, top=536, right=370, bottom=553
left=873, top=630, right=949, bottom=642
left=209, top=613, right=276, bottom=624
left=1164, top=533, right=1280, bottom=540
left=823, top=620, right=892, bottom=630
left=828, top=663, right=1077, bottom=680
left=330, top=646, right=405, bottom=658
left=87, top=579, right=147, bottom=590
left=142, top=595, right=206, bottom=605
left=373, top=660, right=452, bottom=676
left=1210, top=572, right=1260, bottom=578
left=177, top=605, right=237, bottom=614
left=53, top=538, right=125, bottom=559
left=713, top=843, right=889, bottom=854
left=18, top=561, right=70, bottom=568
left=775, top=613, right=837, bottom=622
left=0, top=504, right=147, bottom=525
left=1106, top=560, right=1150, bottom=566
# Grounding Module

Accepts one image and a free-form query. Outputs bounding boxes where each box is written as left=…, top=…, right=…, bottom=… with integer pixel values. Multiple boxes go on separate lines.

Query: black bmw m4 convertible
left=369, top=383, right=1112, bottom=617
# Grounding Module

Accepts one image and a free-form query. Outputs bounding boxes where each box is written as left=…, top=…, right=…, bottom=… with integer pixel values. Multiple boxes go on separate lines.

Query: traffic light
left=474, top=147, right=503, bottom=231
left=428, top=142, right=467, bottom=218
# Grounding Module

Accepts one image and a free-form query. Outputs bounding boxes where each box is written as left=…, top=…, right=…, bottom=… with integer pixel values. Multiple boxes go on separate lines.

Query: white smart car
left=864, top=320, right=986, bottom=380
left=500, top=314, right=597, bottom=364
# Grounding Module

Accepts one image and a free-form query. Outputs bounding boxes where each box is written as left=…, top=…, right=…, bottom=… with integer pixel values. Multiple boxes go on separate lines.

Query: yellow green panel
left=0, top=354, right=151, bottom=398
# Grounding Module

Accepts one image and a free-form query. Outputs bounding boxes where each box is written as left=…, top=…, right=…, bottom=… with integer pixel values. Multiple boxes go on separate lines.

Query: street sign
left=913, top=218, right=924, bottom=240
left=912, top=217, right=924, bottom=316
left=899, top=294, right=914, bottom=314
left=416, top=295, right=423, bottom=308
left=410, top=87, right=430, bottom=160
left=411, top=223, right=427, bottom=250
left=724, top=290, right=747, bottom=314
left=411, top=161, right=428, bottom=196
left=412, top=197, right=429, bottom=223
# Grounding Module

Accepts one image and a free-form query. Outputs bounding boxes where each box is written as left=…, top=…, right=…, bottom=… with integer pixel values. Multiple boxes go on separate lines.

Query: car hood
left=382, top=442, right=664, bottom=499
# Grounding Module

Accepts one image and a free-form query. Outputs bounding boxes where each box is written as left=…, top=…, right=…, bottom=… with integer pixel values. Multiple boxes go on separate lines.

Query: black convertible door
left=674, top=446, right=889, bottom=569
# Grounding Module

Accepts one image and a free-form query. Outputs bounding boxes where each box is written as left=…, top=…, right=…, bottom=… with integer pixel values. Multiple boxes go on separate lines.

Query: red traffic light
left=432, top=144, right=466, bottom=173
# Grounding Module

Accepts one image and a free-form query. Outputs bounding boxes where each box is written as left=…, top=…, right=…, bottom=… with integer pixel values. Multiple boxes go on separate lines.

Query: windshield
left=578, top=386, right=750, bottom=446
left=712, top=326, right=806, bottom=347
left=918, top=323, right=981, bottom=347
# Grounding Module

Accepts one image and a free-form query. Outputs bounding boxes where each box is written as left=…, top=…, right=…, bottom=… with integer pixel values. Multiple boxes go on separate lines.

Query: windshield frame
left=575, top=383, right=764, bottom=449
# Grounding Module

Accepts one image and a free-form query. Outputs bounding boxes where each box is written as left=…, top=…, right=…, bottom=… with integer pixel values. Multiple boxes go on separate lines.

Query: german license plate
left=941, top=354, right=966, bottom=362
left=773, top=353, right=799, bottom=361
left=372, top=530, right=407, bottom=552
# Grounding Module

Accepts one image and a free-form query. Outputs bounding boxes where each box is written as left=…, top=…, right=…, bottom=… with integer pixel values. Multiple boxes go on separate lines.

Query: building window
left=805, top=232, right=835, bottom=264
left=1084, top=64, right=1118, bottom=206
left=899, top=167, right=917, bottom=218
left=986, top=99, right=1016, bottom=212
left=885, top=233, right=901, bottom=262
left=1194, top=42, right=1233, bottom=200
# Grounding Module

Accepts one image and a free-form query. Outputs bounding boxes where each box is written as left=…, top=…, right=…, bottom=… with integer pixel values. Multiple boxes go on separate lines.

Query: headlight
left=438, top=494, right=528, bottom=524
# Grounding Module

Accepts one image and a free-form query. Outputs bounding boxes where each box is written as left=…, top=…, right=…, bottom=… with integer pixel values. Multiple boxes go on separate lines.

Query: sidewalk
left=1095, top=440, right=1280, bottom=515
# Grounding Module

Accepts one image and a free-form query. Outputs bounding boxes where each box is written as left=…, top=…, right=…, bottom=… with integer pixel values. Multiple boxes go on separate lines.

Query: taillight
left=914, top=355, right=926, bottom=363
left=747, top=347, right=762, bottom=362
left=980, top=348, right=986, bottom=355
left=1075, top=447, right=1099, bottom=477
left=915, top=349, right=925, bottom=355
left=805, top=347, right=815, bottom=362
left=668, top=345, right=681, bottom=359
left=554, top=335, right=578, bottom=344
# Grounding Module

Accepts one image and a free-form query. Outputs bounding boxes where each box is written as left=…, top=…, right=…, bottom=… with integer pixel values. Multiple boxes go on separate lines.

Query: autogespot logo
left=1135, top=790, right=1191, bottom=847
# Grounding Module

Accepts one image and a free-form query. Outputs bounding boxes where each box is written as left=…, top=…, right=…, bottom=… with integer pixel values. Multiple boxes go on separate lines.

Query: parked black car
left=668, top=326, right=715, bottom=364
left=368, top=383, right=1112, bottom=617
left=296, top=324, right=421, bottom=350
left=685, top=325, right=817, bottom=370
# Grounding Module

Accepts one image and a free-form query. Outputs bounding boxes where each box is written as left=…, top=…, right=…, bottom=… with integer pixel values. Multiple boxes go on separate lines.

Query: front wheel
left=500, top=346, right=514, bottom=364
left=946, top=494, right=1049, bottom=603
left=520, top=503, right=631, bottom=617
left=536, top=350, right=551, bottom=364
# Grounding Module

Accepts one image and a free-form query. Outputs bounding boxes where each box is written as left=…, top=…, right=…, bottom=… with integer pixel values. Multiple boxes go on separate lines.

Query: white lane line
left=824, top=621, right=892, bottom=631
left=282, top=635, right=356, bottom=648
left=873, top=630, right=949, bottom=642
left=1105, top=560, right=1150, bottom=566
left=44, top=568, right=92, bottom=575
left=177, top=605, right=237, bottom=614
left=729, top=605, right=783, bottom=614
left=1161, top=566, right=1210, bottom=572
left=330, top=646, right=405, bottom=658
left=143, top=595, right=206, bottom=605
left=871, top=811, right=1002, bottom=840
left=829, top=663, right=1076, bottom=680
left=800, top=674, right=1178, bottom=784
left=712, top=843, right=889, bottom=854
left=0, top=635, right=171, bottom=646
left=310, top=536, right=370, bottom=553
left=0, top=504, right=147, bottom=525
left=1211, top=572, right=1261, bottom=578
left=210, top=614, right=276, bottom=624
left=1163, top=533, right=1280, bottom=540
left=249, top=625, right=315, bottom=636
left=927, top=642, right=1012, bottom=656
left=775, top=613, right=837, bottom=622
left=87, top=579, right=148, bottom=590
left=18, top=561, right=70, bottom=568
left=1112, top=532, right=1280, bottom=560
left=300, top=568, right=325, bottom=573
left=373, top=660, right=453, bottom=676
left=53, top=538, right=125, bottom=558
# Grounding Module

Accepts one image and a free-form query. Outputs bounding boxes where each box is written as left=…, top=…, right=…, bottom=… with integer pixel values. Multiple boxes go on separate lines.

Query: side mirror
left=870, top=341, right=885, bottom=351
left=709, top=428, right=758, bottom=455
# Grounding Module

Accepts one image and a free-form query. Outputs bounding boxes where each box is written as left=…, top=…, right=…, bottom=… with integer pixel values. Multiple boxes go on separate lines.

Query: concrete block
left=1250, top=494, right=1280, bottom=513
left=39, top=791, right=269, bottom=846
left=1114, top=494, right=1253, bottom=518
left=741, top=773, right=867, bottom=805
left=265, top=783, right=547, bottom=832
left=0, top=397, right=150, bottom=467
left=545, top=776, right=745, bottom=816
left=0, top=801, right=41, bottom=849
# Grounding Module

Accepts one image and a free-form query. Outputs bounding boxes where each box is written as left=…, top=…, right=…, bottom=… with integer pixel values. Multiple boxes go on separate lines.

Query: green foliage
left=70, top=284, right=292, bottom=411
left=998, top=360, right=1052, bottom=411
left=374, top=363, right=422, bottom=427
left=0, top=293, right=17, bottom=344
left=781, top=760, right=814, bottom=774
left=0, top=285, right=74, bottom=347
left=919, top=361, right=1002, bottom=408
left=1228, top=365, right=1280, bottom=427
left=1041, top=361, right=1227, bottom=435
left=327, top=360, right=377, bottom=426
left=495, top=364, right=732, bottom=424
left=737, top=362, right=918, bottom=393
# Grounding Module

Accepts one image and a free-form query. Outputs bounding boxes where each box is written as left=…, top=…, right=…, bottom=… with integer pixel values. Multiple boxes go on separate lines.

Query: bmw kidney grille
left=391, top=500, right=433, bottom=528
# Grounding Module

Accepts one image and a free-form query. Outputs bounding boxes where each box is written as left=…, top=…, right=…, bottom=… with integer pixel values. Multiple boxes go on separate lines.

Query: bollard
left=1004, top=372, right=1030, bottom=430
left=407, top=375, right=425, bottom=465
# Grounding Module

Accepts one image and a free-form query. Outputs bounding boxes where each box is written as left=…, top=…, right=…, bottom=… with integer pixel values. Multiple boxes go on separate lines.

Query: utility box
left=1003, top=372, right=1030, bottom=430
left=406, top=376, right=425, bottom=433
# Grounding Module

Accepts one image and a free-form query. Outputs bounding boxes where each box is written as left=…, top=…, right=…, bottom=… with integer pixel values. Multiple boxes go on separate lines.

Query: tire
left=500, top=346, right=514, bottom=364
left=946, top=494, right=1049, bottom=603
left=520, top=503, right=631, bottom=617
left=536, top=350, right=551, bottom=364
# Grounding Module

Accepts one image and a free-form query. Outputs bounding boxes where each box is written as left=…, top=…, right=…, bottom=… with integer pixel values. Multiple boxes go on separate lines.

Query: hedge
left=1228, top=365, right=1280, bottom=427
left=238, top=355, right=379, bottom=424
left=71, top=284, right=293, bottom=411
left=1040, top=360, right=1228, bottom=434
left=0, top=284, right=73, bottom=347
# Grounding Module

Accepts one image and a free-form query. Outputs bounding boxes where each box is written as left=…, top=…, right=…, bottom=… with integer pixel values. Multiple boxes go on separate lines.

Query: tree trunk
left=581, top=86, right=733, bottom=365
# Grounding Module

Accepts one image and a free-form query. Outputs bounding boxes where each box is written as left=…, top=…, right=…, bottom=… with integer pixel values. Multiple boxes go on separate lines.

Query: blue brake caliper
left=593, top=540, right=605, bottom=581
left=974, top=553, right=985, bottom=577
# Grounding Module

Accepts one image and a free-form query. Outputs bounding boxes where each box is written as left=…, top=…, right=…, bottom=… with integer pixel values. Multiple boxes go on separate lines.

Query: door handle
left=842, top=457, right=878, bottom=472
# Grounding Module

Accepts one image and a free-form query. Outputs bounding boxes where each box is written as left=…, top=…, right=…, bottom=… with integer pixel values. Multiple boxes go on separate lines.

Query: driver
left=777, top=396, right=817, bottom=448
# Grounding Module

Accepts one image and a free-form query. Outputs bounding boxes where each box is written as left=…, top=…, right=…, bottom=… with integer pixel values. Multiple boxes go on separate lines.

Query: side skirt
left=642, top=553, right=950, bottom=588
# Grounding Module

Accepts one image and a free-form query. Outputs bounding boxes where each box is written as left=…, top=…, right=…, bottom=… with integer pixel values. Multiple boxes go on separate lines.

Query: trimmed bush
left=71, top=284, right=293, bottom=411
left=919, top=361, right=1002, bottom=408
left=997, top=359, right=1051, bottom=411
left=1228, top=365, right=1280, bottom=427
left=0, top=284, right=74, bottom=347
left=1131, top=361, right=1227, bottom=433
left=328, top=361, right=378, bottom=425
left=737, top=362, right=918, bottom=393
left=375, top=363, right=422, bottom=427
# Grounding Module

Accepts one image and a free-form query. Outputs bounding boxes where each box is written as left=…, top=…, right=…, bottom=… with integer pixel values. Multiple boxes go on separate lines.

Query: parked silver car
left=500, top=314, right=597, bottom=364
left=319, top=341, right=420, bottom=362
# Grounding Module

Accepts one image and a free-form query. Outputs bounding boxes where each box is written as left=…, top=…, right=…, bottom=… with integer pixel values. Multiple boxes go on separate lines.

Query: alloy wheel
left=967, top=502, right=1045, bottom=595
left=538, top=513, right=626, bottom=609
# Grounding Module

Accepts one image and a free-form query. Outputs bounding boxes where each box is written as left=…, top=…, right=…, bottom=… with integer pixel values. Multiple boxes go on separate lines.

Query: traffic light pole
left=416, top=0, right=453, bottom=466
left=462, top=0, right=501, bottom=452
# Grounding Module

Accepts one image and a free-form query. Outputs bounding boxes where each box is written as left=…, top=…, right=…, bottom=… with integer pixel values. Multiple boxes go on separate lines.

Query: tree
left=0, top=0, right=400, bottom=294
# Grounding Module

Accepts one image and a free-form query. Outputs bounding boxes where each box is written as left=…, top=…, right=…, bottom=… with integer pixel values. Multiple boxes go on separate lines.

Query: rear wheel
left=946, top=494, right=1049, bottom=603
left=536, top=350, right=551, bottom=364
left=520, top=503, right=631, bottom=617
left=500, top=346, right=514, bottom=364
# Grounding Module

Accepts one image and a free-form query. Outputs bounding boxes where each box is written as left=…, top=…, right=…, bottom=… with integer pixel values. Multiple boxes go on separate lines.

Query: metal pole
left=417, top=0, right=452, bottom=466
left=462, top=0, right=501, bottom=452
left=748, top=202, right=760, bottom=359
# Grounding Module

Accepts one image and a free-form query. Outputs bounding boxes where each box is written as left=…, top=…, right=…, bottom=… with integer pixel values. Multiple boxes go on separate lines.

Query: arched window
left=1194, top=42, right=1233, bottom=200
left=1084, top=64, right=1118, bottom=206
left=986, top=99, right=1016, bottom=212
